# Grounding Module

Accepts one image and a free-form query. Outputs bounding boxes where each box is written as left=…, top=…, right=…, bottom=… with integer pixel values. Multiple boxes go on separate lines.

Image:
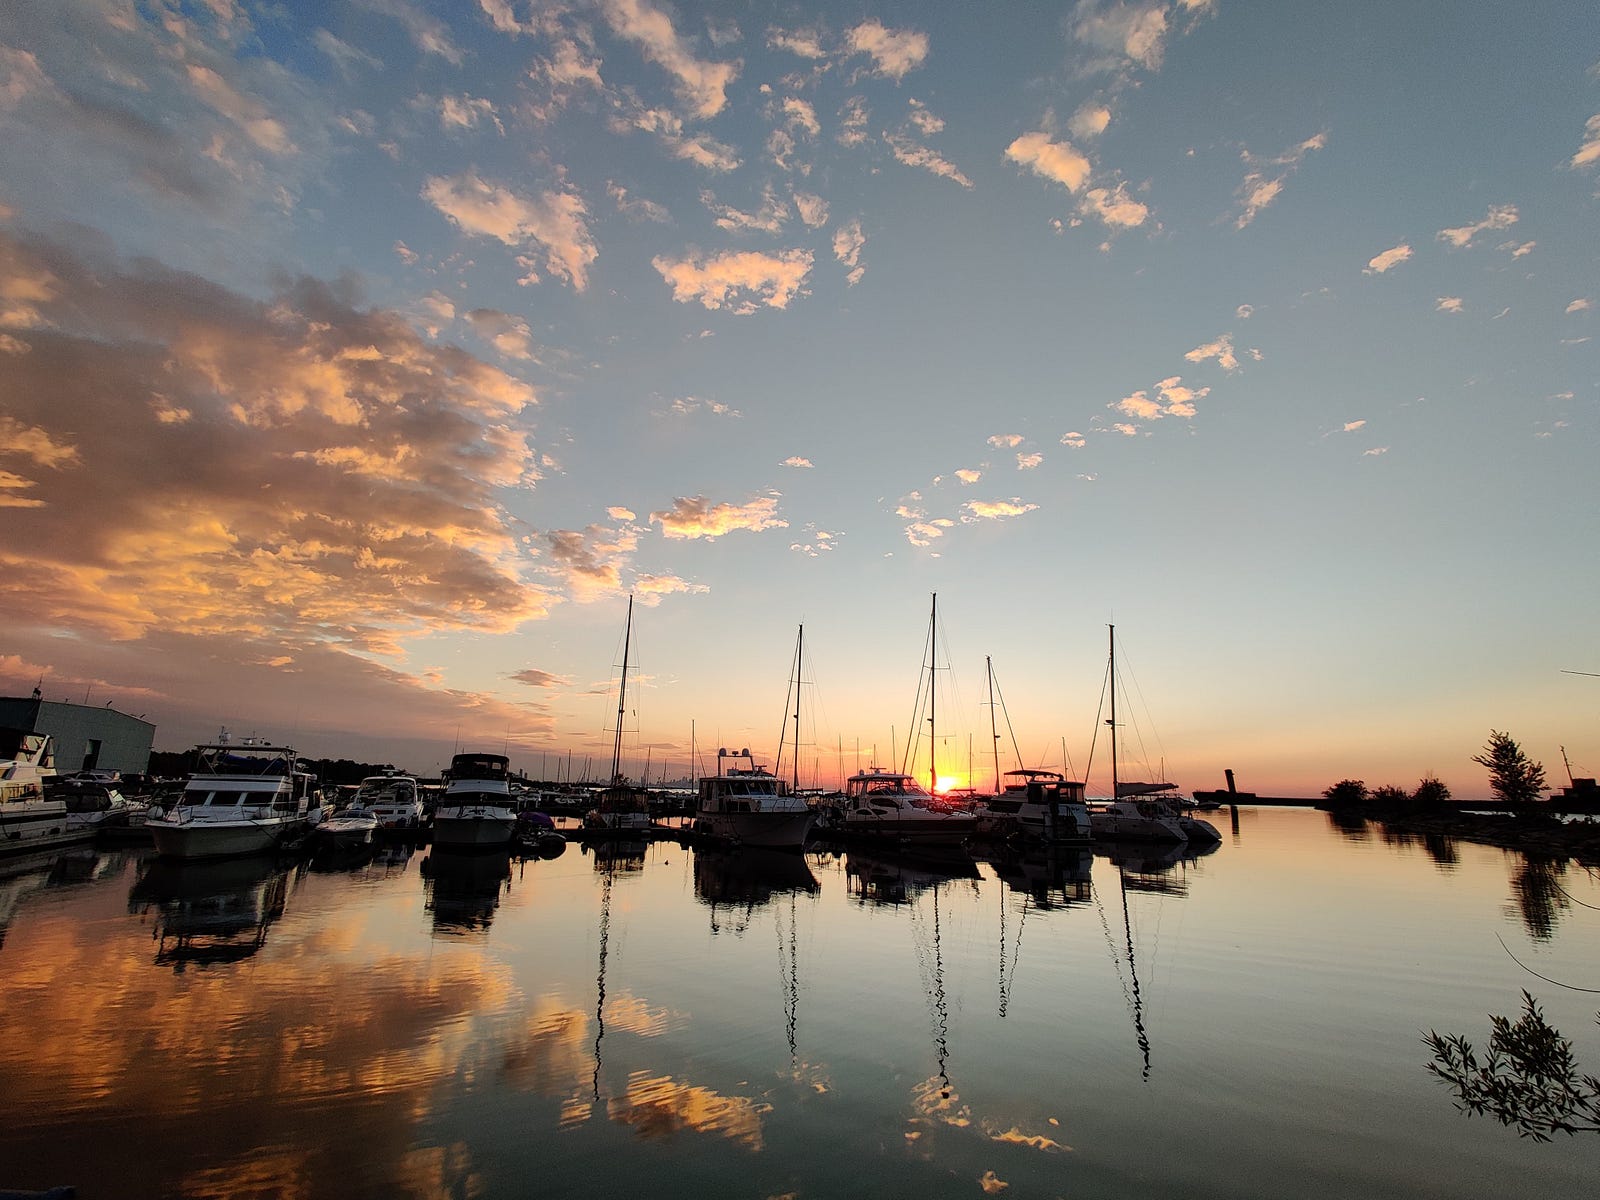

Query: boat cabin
left=845, top=769, right=934, bottom=805
left=447, top=753, right=510, bottom=781
left=699, top=748, right=788, bottom=812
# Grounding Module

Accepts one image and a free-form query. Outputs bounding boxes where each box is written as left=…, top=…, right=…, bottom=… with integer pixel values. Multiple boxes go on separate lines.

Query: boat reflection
left=130, top=852, right=297, bottom=971
left=1093, top=837, right=1217, bottom=896
left=420, top=848, right=512, bottom=937
left=583, top=838, right=647, bottom=873
left=844, top=846, right=979, bottom=906
left=693, top=844, right=817, bottom=932
left=985, top=845, right=1093, bottom=909
left=1, top=846, right=126, bottom=949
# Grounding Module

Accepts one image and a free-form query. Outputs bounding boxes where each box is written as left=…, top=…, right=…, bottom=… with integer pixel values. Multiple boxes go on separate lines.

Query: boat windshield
left=447, top=790, right=513, bottom=810
left=847, top=774, right=929, bottom=799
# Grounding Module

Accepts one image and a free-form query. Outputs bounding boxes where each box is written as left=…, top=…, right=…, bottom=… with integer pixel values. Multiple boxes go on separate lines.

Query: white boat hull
left=432, top=811, right=516, bottom=848
left=0, top=802, right=95, bottom=854
left=1089, top=802, right=1187, bottom=843
left=694, top=809, right=815, bottom=850
left=148, top=816, right=302, bottom=859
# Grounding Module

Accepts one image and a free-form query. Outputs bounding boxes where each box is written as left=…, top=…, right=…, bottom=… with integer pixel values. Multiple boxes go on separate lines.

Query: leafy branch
left=1425, top=991, right=1600, bottom=1140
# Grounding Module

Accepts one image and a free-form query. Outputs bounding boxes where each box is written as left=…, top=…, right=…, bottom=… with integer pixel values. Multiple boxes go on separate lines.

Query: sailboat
left=692, top=625, right=816, bottom=850
left=583, top=595, right=652, bottom=837
left=841, top=595, right=979, bottom=845
left=1088, top=626, right=1189, bottom=843
left=970, top=657, right=1092, bottom=843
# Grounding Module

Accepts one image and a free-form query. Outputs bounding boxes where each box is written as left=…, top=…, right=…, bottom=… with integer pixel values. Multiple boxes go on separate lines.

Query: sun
left=934, top=773, right=967, bottom=794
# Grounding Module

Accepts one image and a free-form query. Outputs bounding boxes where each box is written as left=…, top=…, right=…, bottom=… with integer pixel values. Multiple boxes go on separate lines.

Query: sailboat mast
left=611, top=594, right=633, bottom=784
left=1108, top=623, right=1117, bottom=801
left=929, top=593, right=938, bottom=796
left=793, top=624, right=804, bottom=794
left=988, top=655, right=1000, bottom=796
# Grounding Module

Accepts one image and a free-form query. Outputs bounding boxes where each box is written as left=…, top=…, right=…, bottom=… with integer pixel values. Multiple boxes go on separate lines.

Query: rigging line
left=1548, top=874, right=1600, bottom=912
left=1495, top=933, right=1600, bottom=993
left=1004, top=892, right=1031, bottom=1015
left=989, top=668, right=1026, bottom=768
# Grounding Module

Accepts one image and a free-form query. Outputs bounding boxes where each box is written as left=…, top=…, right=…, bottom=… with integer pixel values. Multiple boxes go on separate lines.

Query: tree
left=1413, top=776, right=1452, bottom=805
left=1472, top=731, right=1547, bottom=803
left=1425, top=992, right=1600, bottom=1140
left=1322, top=779, right=1368, bottom=806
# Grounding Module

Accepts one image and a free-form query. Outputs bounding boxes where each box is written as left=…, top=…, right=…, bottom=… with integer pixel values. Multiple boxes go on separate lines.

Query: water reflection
left=987, top=845, right=1093, bottom=909
left=693, top=844, right=817, bottom=935
left=1509, top=855, right=1569, bottom=941
left=1093, top=838, right=1216, bottom=896
left=420, top=848, right=512, bottom=937
left=844, top=846, right=979, bottom=905
left=129, top=853, right=297, bottom=970
left=0, top=845, right=123, bottom=948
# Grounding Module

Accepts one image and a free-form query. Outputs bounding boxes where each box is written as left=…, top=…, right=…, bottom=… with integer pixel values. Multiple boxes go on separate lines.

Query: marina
left=1, top=807, right=1595, bottom=1198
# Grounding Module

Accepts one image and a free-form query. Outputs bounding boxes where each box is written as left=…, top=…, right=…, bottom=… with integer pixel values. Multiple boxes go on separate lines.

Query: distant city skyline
left=2, top=1, right=1596, bottom=797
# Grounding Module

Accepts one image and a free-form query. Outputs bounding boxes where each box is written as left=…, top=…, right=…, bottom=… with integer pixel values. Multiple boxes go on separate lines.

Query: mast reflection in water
left=0, top=810, right=1594, bottom=1200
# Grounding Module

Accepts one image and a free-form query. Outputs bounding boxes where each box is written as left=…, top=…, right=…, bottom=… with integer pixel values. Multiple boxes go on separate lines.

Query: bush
left=1323, top=779, right=1368, bottom=806
left=1371, top=785, right=1410, bottom=804
left=1414, top=776, right=1452, bottom=806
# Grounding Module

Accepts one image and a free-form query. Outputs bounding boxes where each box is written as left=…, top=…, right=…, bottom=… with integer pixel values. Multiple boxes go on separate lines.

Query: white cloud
left=600, top=0, right=739, bottom=119
left=963, top=498, right=1039, bottom=520
left=793, top=191, right=829, bottom=227
left=653, top=249, right=814, bottom=313
left=1342, top=420, right=1366, bottom=433
left=1184, top=334, right=1238, bottom=371
left=1234, top=132, right=1326, bottom=228
left=1572, top=113, right=1600, bottom=170
left=1006, top=130, right=1092, bottom=193
left=465, top=308, right=536, bottom=359
left=987, top=434, right=1024, bottom=449
left=1435, top=296, right=1463, bottom=313
left=1566, top=298, right=1591, bottom=314
left=847, top=19, right=929, bottom=79
left=781, top=456, right=813, bottom=468
left=1364, top=243, right=1412, bottom=274
left=1436, top=204, right=1518, bottom=249
left=422, top=172, right=597, bottom=291
left=651, top=494, right=787, bottom=540
left=1080, top=182, right=1148, bottom=229
left=955, top=468, right=982, bottom=484
left=832, top=218, right=865, bottom=284
left=1060, top=431, right=1086, bottom=448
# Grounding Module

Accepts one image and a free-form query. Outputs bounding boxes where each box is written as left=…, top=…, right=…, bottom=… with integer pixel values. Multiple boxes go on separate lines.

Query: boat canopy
left=448, top=753, right=510, bottom=780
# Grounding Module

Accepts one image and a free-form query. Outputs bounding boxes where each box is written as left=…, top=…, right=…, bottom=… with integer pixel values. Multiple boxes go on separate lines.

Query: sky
left=1, top=0, right=1596, bottom=798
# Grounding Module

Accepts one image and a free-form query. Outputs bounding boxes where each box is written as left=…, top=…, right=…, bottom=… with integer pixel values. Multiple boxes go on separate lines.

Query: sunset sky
left=2, top=1, right=1596, bottom=797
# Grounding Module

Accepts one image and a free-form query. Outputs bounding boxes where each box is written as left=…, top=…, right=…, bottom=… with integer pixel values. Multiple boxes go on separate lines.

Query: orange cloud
left=652, top=249, right=814, bottom=312
left=650, top=495, right=787, bottom=540
left=423, top=172, right=597, bottom=291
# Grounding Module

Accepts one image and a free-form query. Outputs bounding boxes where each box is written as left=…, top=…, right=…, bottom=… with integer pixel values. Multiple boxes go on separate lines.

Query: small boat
left=695, top=748, right=816, bottom=849
left=312, top=809, right=379, bottom=849
left=516, top=808, right=567, bottom=856
left=977, top=768, right=1093, bottom=843
left=432, top=752, right=518, bottom=849
left=582, top=595, right=652, bottom=838
left=345, top=770, right=426, bottom=833
left=147, top=739, right=319, bottom=860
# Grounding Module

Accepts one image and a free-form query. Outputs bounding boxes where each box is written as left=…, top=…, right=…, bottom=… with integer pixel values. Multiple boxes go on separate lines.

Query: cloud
left=847, top=20, right=930, bottom=79
left=1070, top=104, right=1112, bottom=140
left=357, top=0, right=463, bottom=65
left=1234, top=132, right=1326, bottom=228
left=608, top=181, right=671, bottom=223
left=1572, top=113, right=1600, bottom=170
left=1060, top=432, right=1086, bottom=448
left=1436, top=204, right=1518, bottom=249
left=1236, top=304, right=1254, bottom=319
left=1566, top=298, right=1591, bottom=314
left=422, top=172, right=597, bottom=291
left=963, top=499, right=1039, bottom=520
left=782, top=456, right=813, bottom=468
left=885, top=124, right=973, bottom=188
left=1501, top=240, right=1536, bottom=258
left=1080, top=182, right=1149, bottom=229
left=1342, top=420, right=1367, bottom=433
left=438, top=94, right=503, bottom=134
left=767, top=28, right=828, bottom=60
left=955, top=469, right=982, bottom=484
left=987, top=434, right=1024, bottom=449
left=702, top=185, right=790, bottom=234
left=1016, top=453, right=1043, bottom=470
left=652, top=249, right=814, bottom=312
left=0, top=226, right=549, bottom=655
left=543, top=525, right=636, bottom=602
left=612, top=103, right=741, bottom=172
left=633, top=572, right=709, bottom=604
left=1006, top=131, right=1093, bottom=193
left=664, top=395, right=740, bottom=418
left=1364, top=243, right=1412, bottom=274
left=600, top=0, right=739, bottom=119
left=905, top=518, right=955, bottom=547
left=793, top=192, right=830, bottom=227
left=1184, top=334, right=1238, bottom=371
left=508, top=668, right=571, bottom=688
left=607, top=507, right=636, bottom=521
left=650, top=495, right=787, bottom=540
left=1435, top=296, right=1463, bottom=313
left=832, top=218, right=866, bottom=284
left=1362, top=447, right=1389, bottom=457
left=1073, top=0, right=1172, bottom=71
left=465, top=309, right=537, bottom=359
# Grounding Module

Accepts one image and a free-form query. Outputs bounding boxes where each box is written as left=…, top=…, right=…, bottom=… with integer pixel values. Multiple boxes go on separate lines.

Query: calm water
left=1, top=809, right=1595, bottom=1199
